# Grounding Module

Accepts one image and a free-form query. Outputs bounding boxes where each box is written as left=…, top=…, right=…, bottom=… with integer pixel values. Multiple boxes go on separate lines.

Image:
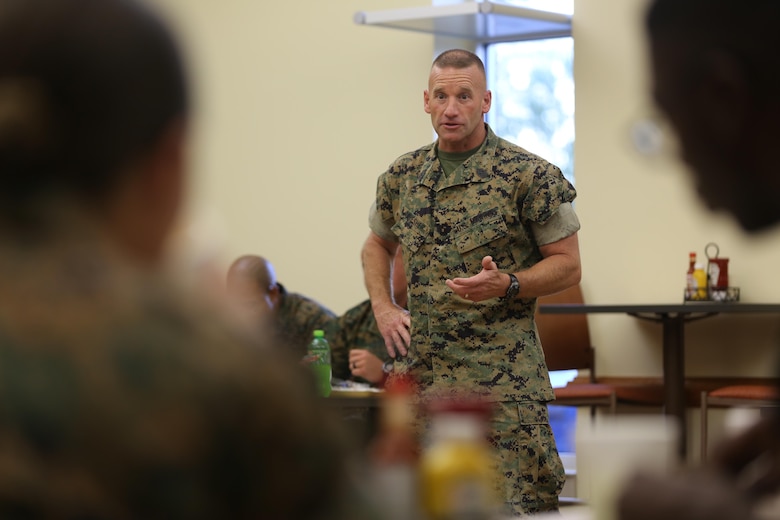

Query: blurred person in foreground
left=226, top=254, right=336, bottom=358
left=361, top=49, right=581, bottom=515
left=618, top=1, right=780, bottom=519
left=0, top=0, right=366, bottom=518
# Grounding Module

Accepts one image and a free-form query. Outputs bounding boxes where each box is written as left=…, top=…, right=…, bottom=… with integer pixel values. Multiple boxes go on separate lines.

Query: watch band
left=504, top=273, right=520, bottom=300
left=382, top=360, right=394, bottom=374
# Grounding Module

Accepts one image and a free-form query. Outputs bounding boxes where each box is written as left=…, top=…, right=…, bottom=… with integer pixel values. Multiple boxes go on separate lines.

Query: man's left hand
left=348, top=349, right=384, bottom=384
left=445, top=256, right=509, bottom=302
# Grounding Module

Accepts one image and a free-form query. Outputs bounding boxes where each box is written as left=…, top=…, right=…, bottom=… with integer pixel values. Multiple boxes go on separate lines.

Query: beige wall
left=154, top=0, right=780, bottom=379
left=152, top=0, right=434, bottom=314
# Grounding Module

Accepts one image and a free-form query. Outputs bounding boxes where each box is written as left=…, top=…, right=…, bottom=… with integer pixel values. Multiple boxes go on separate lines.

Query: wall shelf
left=353, top=1, right=571, bottom=43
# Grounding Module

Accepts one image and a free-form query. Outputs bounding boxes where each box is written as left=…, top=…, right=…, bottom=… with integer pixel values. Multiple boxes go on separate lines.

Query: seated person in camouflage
left=226, top=254, right=336, bottom=358
left=0, top=1, right=368, bottom=517
left=330, top=250, right=408, bottom=386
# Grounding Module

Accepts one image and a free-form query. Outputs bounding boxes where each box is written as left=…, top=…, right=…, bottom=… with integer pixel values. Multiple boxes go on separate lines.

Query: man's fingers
left=383, top=325, right=410, bottom=358
left=395, top=330, right=409, bottom=357
left=482, top=255, right=498, bottom=270
left=402, top=313, right=411, bottom=329
left=379, top=308, right=411, bottom=359
left=385, top=339, right=397, bottom=359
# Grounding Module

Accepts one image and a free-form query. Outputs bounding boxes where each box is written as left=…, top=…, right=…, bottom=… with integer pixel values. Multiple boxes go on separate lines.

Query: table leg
left=661, top=314, right=686, bottom=461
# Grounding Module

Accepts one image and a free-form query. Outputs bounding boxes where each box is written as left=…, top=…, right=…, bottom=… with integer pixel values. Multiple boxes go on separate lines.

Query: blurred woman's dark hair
left=0, top=0, right=189, bottom=226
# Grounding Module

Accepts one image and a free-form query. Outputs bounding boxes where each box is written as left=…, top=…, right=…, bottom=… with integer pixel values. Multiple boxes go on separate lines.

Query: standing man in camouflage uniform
left=361, top=49, right=581, bottom=515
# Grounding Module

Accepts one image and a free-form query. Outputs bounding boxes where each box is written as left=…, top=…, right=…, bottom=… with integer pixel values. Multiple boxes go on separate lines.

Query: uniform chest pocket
left=392, top=213, right=431, bottom=254
left=453, top=208, right=515, bottom=274
left=454, top=210, right=509, bottom=254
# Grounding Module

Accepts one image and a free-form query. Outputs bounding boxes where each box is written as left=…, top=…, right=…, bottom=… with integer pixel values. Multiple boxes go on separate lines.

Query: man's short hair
left=432, top=49, right=485, bottom=75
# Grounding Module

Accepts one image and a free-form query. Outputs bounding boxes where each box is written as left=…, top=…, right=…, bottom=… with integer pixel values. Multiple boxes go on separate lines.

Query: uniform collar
left=417, top=124, right=497, bottom=191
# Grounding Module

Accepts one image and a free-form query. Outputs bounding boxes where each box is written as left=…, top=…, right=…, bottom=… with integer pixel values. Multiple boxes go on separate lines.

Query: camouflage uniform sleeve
left=530, top=201, right=581, bottom=246
left=519, top=159, right=577, bottom=226
left=368, top=200, right=396, bottom=242
left=328, top=300, right=390, bottom=384
left=277, top=291, right=337, bottom=357
left=339, top=300, right=389, bottom=360
left=369, top=173, right=400, bottom=242
left=326, top=313, right=350, bottom=380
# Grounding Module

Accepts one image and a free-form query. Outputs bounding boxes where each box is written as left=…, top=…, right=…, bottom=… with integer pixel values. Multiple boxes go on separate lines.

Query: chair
left=536, top=284, right=617, bottom=417
left=700, top=384, right=779, bottom=461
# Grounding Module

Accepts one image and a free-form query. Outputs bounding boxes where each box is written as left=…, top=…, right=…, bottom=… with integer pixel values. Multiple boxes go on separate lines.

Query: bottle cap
left=313, top=330, right=324, bottom=338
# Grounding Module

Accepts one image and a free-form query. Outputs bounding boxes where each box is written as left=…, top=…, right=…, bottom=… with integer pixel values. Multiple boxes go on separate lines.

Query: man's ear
left=267, top=283, right=281, bottom=309
left=107, top=119, right=189, bottom=266
left=482, top=89, right=492, bottom=115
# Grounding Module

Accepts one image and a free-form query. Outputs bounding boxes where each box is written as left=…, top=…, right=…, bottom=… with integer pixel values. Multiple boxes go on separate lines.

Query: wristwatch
left=382, top=360, right=394, bottom=375
left=504, top=273, right=520, bottom=300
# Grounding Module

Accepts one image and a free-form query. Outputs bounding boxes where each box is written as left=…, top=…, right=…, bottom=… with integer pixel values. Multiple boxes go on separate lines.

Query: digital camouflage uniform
left=328, top=299, right=392, bottom=383
left=0, top=213, right=370, bottom=519
left=275, top=284, right=337, bottom=358
left=370, top=124, right=577, bottom=515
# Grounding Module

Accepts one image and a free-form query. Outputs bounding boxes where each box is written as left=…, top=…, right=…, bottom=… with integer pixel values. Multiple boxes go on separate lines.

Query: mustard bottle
left=419, top=400, right=499, bottom=520
left=693, top=262, right=708, bottom=300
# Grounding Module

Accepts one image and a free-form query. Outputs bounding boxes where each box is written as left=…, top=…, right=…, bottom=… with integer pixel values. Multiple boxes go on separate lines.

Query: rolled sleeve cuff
left=368, top=201, right=397, bottom=242
left=531, top=202, right=580, bottom=246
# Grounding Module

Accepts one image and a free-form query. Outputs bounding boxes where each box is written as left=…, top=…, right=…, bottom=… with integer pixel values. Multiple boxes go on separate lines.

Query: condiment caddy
left=683, top=242, right=739, bottom=302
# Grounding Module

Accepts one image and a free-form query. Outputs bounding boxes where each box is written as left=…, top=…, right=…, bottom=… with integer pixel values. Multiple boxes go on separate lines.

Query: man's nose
left=443, top=97, right=459, bottom=116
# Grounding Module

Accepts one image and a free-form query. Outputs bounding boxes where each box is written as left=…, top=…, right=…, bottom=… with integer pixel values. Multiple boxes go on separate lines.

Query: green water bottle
left=308, top=329, right=332, bottom=397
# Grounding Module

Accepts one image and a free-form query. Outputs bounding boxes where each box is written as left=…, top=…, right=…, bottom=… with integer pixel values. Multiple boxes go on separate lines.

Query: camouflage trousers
left=489, top=401, right=565, bottom=516
left=413, top=399, right=564, bottom=516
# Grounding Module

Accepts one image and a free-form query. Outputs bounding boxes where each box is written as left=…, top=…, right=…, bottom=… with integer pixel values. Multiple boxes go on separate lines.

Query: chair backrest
left=535, top=284, right=594, bottom=375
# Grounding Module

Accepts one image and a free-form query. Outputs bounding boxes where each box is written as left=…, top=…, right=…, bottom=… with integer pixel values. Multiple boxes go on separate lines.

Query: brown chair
left=536, top=284, right=617, bottom=417
left=700, top=384, right=779, bottom=461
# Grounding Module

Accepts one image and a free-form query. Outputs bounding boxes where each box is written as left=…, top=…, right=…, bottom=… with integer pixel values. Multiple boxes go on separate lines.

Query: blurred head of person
left=0, top=0, right=189, bottom=263
left=226, top=254, right=281, bottom=327
left=0, top=3, right=364, bottom=519
left=645, top=0, right=780, bottom=232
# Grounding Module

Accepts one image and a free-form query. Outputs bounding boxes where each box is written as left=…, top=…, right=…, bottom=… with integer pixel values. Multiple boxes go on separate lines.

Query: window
left=485, top=36, right=574, bottom=185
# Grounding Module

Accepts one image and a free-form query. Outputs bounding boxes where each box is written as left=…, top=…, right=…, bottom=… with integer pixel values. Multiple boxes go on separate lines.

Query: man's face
left=424, top=64, right=491, bottom=152
left=650, top=38, right=774, bottom=231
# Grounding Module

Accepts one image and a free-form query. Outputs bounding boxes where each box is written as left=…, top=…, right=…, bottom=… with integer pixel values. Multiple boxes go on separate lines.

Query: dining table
left=323, top=383, right=384, bottom=446
left=538, top=301, right=780, bottom=461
